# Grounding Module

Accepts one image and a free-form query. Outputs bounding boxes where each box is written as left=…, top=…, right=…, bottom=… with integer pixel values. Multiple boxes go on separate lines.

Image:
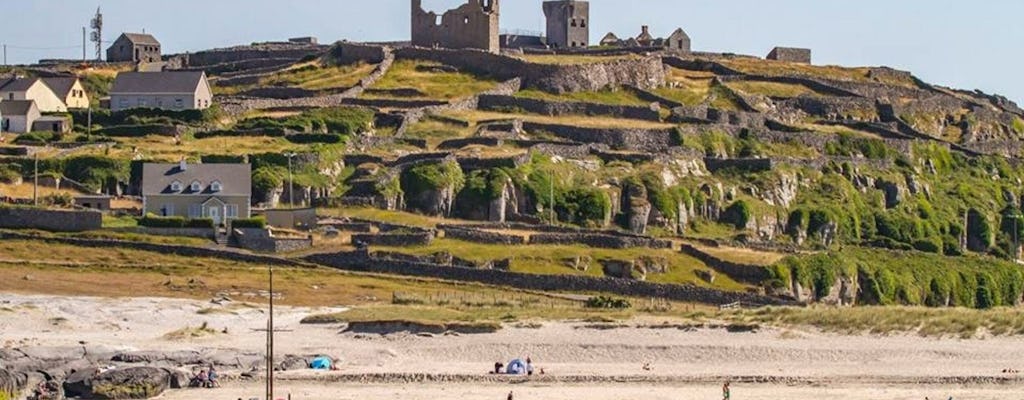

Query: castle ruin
left=411, top=0, right=500, bottom=53
left=543, top=0, right=590, bottom=49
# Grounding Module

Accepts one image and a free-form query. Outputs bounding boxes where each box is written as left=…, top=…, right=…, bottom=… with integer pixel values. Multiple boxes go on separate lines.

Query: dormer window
left=210, top=181, right=222, bottom=192
left=190, top=181, right=202, bottom=192
left=170, top=181, right=182, bottom=192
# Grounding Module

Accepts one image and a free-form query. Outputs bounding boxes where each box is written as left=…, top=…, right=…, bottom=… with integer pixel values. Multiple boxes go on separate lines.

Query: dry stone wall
left=0, top=208, right=102, bottom=232
left=523, top=122, right=677, bottom=151
left=477, top=95, right=661, bottom=121
left=306, top=251, right=791, bottom=306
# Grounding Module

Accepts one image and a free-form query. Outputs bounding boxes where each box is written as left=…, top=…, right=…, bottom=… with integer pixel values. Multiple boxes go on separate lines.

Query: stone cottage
left=0, top=100, right=41, bottom=133
left=411, top=0, right=500, bottom=53
left=107, top=33, right=162, bottom=63
left=109, top=71, right=213, bottom=112
left=141, top=161, right=252, bottom=226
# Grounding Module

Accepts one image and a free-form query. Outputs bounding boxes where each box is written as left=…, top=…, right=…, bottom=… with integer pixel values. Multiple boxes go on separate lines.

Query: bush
left=13, top=131, right=57, bottom=144
left=558, top=187, right=612, bottom=227
left=401, top=160, right=465, bottom=197
left=95, top=124, right=178, bottom=137
left=252, top=167, right=284, bottom=194
left=720, top=200, right=752, bottom=230
left=185, top=218, right=215, bottom=229
left=194, top=128, right=287, bottom=139
left=139, top=214, right=187, bottom=228
left=0, top=164, right=21, bottom=183
left=584, top=296, right=631, bottom=309
left=232, top=217, right=267, bottom=229
left=912, top=238, right=942, bottom=254
left=286, top=133, right=344, bottom=144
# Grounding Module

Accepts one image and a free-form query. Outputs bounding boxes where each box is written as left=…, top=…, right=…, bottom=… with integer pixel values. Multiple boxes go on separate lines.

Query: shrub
left=232, top=217, right=267, bottom=229
left=286, top=133, right=344, bottom=144
left=584, top=296, right=631, bottom=309
left=786, top=209, right=809, bottom=237
left=720, top=200, right=752, bottom=230
left=95, top=124, right=178, bottom=137
left=140, top=214, right=187, bottom=228
left=401, top=160, right=465, bottom=197
left=13, top=131, right=57, bottom=144
left=966, top=208, right=994, bottom=251
left=185, top=218, right=215, bottom=229
left=252, top=167, right=284, bottom=194
left=912, top=238, right=942, bottom=254
left=0, top=164, right=21, bottom=183
left=559, top=187, right=612, bottom=227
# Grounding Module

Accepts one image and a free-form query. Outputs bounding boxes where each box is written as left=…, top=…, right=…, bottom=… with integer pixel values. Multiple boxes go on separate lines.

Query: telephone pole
left=33, top=153, right=39, bottom=207
left=82, top=27, right=87, bottom=63
left=2, top=44, right=6, bottom=66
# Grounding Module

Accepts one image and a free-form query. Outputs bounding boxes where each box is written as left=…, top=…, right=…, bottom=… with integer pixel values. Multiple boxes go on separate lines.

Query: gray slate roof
left=111, top=71, right=206, bottom=94
left=0, top=100, right=38, bottom=116
left=121, top=33, right=160, bottom=46
left=142, top=163, right=251, bottom=197
left=0, top=77, right=40, bottom=92
left=41, top=77, right=79, bottom=98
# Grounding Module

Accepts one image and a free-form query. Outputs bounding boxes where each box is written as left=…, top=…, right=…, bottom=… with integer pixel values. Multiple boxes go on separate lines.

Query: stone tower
left=411, top=0, right=501, bottom=53
left=543, top=1, right=590, bottom=49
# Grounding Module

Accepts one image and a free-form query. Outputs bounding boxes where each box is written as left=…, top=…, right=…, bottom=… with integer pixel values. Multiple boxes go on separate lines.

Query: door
left=208, top=206, right=222, bottom=226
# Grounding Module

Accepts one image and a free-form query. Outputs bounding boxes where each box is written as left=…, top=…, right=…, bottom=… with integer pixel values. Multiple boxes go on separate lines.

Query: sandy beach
left=2, top=293, right=1023, bottom=399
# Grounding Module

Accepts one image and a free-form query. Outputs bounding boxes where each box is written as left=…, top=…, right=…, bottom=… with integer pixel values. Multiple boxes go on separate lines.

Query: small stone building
left=543, top=0, right=590, bottom=49
left=263, top=208, right=318, bottom=231
left=74, top=195, right=112, bottom=212
left=666, top=28, right=691, bottom=53
left=767, top=47, right=812, bottom=64
left=599, top=32, right=620, bottom=47
left=635, top=25, right=655, bottom=47
left=32, top=116, right=71, bottom=134
left=411, top=0, right=500, bottom=53
left=107, top=33, right=162, bottom=63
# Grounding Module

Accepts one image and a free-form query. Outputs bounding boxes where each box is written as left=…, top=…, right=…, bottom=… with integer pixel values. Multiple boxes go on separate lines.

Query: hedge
left=185, top=218, right=215, bottom=229
left=139, top=215, right=187, bottom=228
left=286, top=133, right=344, bottom=144
left=232, top=217, right=267, bottom=229
left=95, top=124, right=179, bottom=137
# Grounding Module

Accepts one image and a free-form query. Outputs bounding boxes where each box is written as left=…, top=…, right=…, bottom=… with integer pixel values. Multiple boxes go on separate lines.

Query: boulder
left=0, top=368, right=28, bottom=397
left=89, top=367, right=175, bottom=399
left=62, top=367, right=99, bottom=398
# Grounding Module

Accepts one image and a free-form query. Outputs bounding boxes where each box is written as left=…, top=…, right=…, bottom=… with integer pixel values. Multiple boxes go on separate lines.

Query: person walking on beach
left=507, top=391, right=514, bottom=400
left=722, top=382, right=731, bottom=400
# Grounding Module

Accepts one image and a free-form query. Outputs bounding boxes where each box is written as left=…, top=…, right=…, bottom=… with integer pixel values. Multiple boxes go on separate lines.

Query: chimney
left=179, top=158, right=187, bottom=171
left=641, top=25, right=650, bottom=35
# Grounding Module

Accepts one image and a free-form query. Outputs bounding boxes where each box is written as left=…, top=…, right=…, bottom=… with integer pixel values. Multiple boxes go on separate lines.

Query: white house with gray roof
left=109, top=71, right=213, bottom=112
left=0, top=100, right=41, bottom=133
left=0, top=77, right=68, bottom=112
left=142, top=161, right=251, bottom=226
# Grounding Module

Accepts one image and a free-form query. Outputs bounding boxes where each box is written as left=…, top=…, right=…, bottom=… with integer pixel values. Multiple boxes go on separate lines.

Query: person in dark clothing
left=507, top=391, right=514, bottom=400
left=493, top=362, right=504, bottom=374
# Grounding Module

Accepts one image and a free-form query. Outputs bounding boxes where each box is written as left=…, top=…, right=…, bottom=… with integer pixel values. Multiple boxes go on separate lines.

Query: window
left=119, top=98, right=129, bottom=109
left=162, top=204, right=174, bottom=216
left=7, top=93, right=12, bottom=100
left=137, top=99, right=147, bottom=107
left=190, top=181, right=202, bottom=192
left=571, top=19, right=577, bottom=27
left=174, top=99, right=184, bottom=109
left=156, top=99, right=163, bottom=108
left=170, top=181, right=182, bottom=192
left=188, top=204, right=202, bottom=219
left=226, top=205, right=239, bottom=218
left=210, top=181, right=222, bottom=192
left=581, top=19, right=587, bottom=28
left=463, top=16, right=470, bottom=24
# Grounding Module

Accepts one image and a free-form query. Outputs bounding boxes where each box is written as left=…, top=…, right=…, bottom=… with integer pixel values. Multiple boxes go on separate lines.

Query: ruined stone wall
left=394, top=47, right=665, bottom=93
left=767, top=47, right=812, bottom=64
left=442, top=227, right=526, bottom=245
left=477, top=94, right=660, bottom=121
left=351, top=232, right=434, bottom=246
left=331, top=41, right=389, bottom=64
left=679, top=243, right=771, bottom=284
left=0, top=208, right=102, bottom=232
left=175, top=44, right=324, bottom=68
left=522, top=121, right=676, bottom=151
left=543, top=1, right=590, bottom=49
left=306, top=251, right=791, bottom=306
left=703, top=158, right=774, bottom=173
left=411, top=0, right=500, bottom=53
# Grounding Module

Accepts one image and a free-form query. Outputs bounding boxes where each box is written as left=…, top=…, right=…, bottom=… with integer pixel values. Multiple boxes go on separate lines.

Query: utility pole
left=3, top=44, right=6, bottom=66
left=90, top=8, right=103, bottom=61
left=33, top=152, right=39, bottom=206
left=82, top=27, right=87, bottom=63
left=284, top=153, right=296, bottom=208
left=548, top=171, right=554, bottom=223
left=266, top=264, right=275, bottom=400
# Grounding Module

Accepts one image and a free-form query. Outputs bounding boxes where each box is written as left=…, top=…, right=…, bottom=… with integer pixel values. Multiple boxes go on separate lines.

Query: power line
left=3, top=44, right=84, bottom=50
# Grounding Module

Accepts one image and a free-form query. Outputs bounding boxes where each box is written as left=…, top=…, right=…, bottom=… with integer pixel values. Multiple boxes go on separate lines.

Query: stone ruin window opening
left=581, top=19, right=587, bottom=28
left=571, top=18, right=577, bottom=27
left=435, top=15, right=443, bottom=26
left=464, top=16, right=470, bottom=24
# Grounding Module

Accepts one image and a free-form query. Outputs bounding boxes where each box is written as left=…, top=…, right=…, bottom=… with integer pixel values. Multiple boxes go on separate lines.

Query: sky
left=1, top=0, right=1022, bottom=102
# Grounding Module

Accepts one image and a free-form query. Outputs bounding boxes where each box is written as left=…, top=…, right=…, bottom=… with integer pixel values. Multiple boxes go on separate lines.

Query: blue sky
left=2, top=0, right=1022, bottom=102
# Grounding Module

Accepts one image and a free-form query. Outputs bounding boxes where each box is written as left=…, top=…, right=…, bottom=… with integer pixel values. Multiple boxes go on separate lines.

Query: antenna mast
left=90, top=7, right=103, bottom=61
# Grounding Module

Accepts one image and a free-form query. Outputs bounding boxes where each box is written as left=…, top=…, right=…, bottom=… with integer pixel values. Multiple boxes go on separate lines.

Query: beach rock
left=0, top=368, right=28, bottom=397
left=62, top=367, right=99, bottom=398
left=89, top=367, right=174, bottom=399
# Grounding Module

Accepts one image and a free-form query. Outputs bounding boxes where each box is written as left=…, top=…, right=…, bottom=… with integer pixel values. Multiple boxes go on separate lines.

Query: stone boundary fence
left=522, top=122, right=677, bottom=152
left=305, top=251, right=792, bottom=306
left=0, top=208, right=102, bottom=232
left=0, top=232, right=307, bottom=267
left=437, top=223, right=673, bottom=250
left=678, top=243, right=771, bottom=284
left=477, top=94, right=661, bottom=121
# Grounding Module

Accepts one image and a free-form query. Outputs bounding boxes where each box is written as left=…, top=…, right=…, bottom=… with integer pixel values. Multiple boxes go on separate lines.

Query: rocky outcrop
left=63, top=367, right=185, bottom=400
left=622, top=181, right=652, bottom=235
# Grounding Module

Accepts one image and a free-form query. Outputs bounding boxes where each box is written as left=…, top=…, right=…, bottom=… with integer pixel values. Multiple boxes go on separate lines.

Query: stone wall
left=351, top=232, right=434, bottom=246
left=0, top=232, right=306, bottom=266
left=703, top=158, right=773, bottom=173
left=306, top=251, right=792, bottom=306
left=394, top=47, right=665, bottom=93
left=679, top=243, right=771, bottom=284
left=330, top=41, right=388, bottom=64
left=233, top=228, right=313, bottom=253
left=411, top=0, right=500, bottom=53
left=440, top=227, right=526, bottom=245
left=0, top=208, right=102, bottom=232
left=477, top=94, right=660, bottom=121
left=529, top=232, right=673, bottom=249
left=767, top=47, right=812, bottom=64
left=130, top=227, right=213, bottom=239
left=175, top=44, right=325, bottom=68
left=522, top=122, right=676, bottom=151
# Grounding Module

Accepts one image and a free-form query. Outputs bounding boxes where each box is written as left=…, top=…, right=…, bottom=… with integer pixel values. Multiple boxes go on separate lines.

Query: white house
left=41, top=77, right=90, bottom=109
left=109, top=71, right=213, bottom=112
left=0, top=77, right=67, bottom=112
left=0, top=100, right=41, bottom=133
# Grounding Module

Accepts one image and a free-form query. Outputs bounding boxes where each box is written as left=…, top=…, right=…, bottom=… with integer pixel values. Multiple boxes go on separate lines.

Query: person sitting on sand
left=526, top=360, right=534, bottom=376
left=194, top=370, right=208, bottom=388
left=207, top=366, right=219, bottom=388
left=493, top=362, right=504, bottom=374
